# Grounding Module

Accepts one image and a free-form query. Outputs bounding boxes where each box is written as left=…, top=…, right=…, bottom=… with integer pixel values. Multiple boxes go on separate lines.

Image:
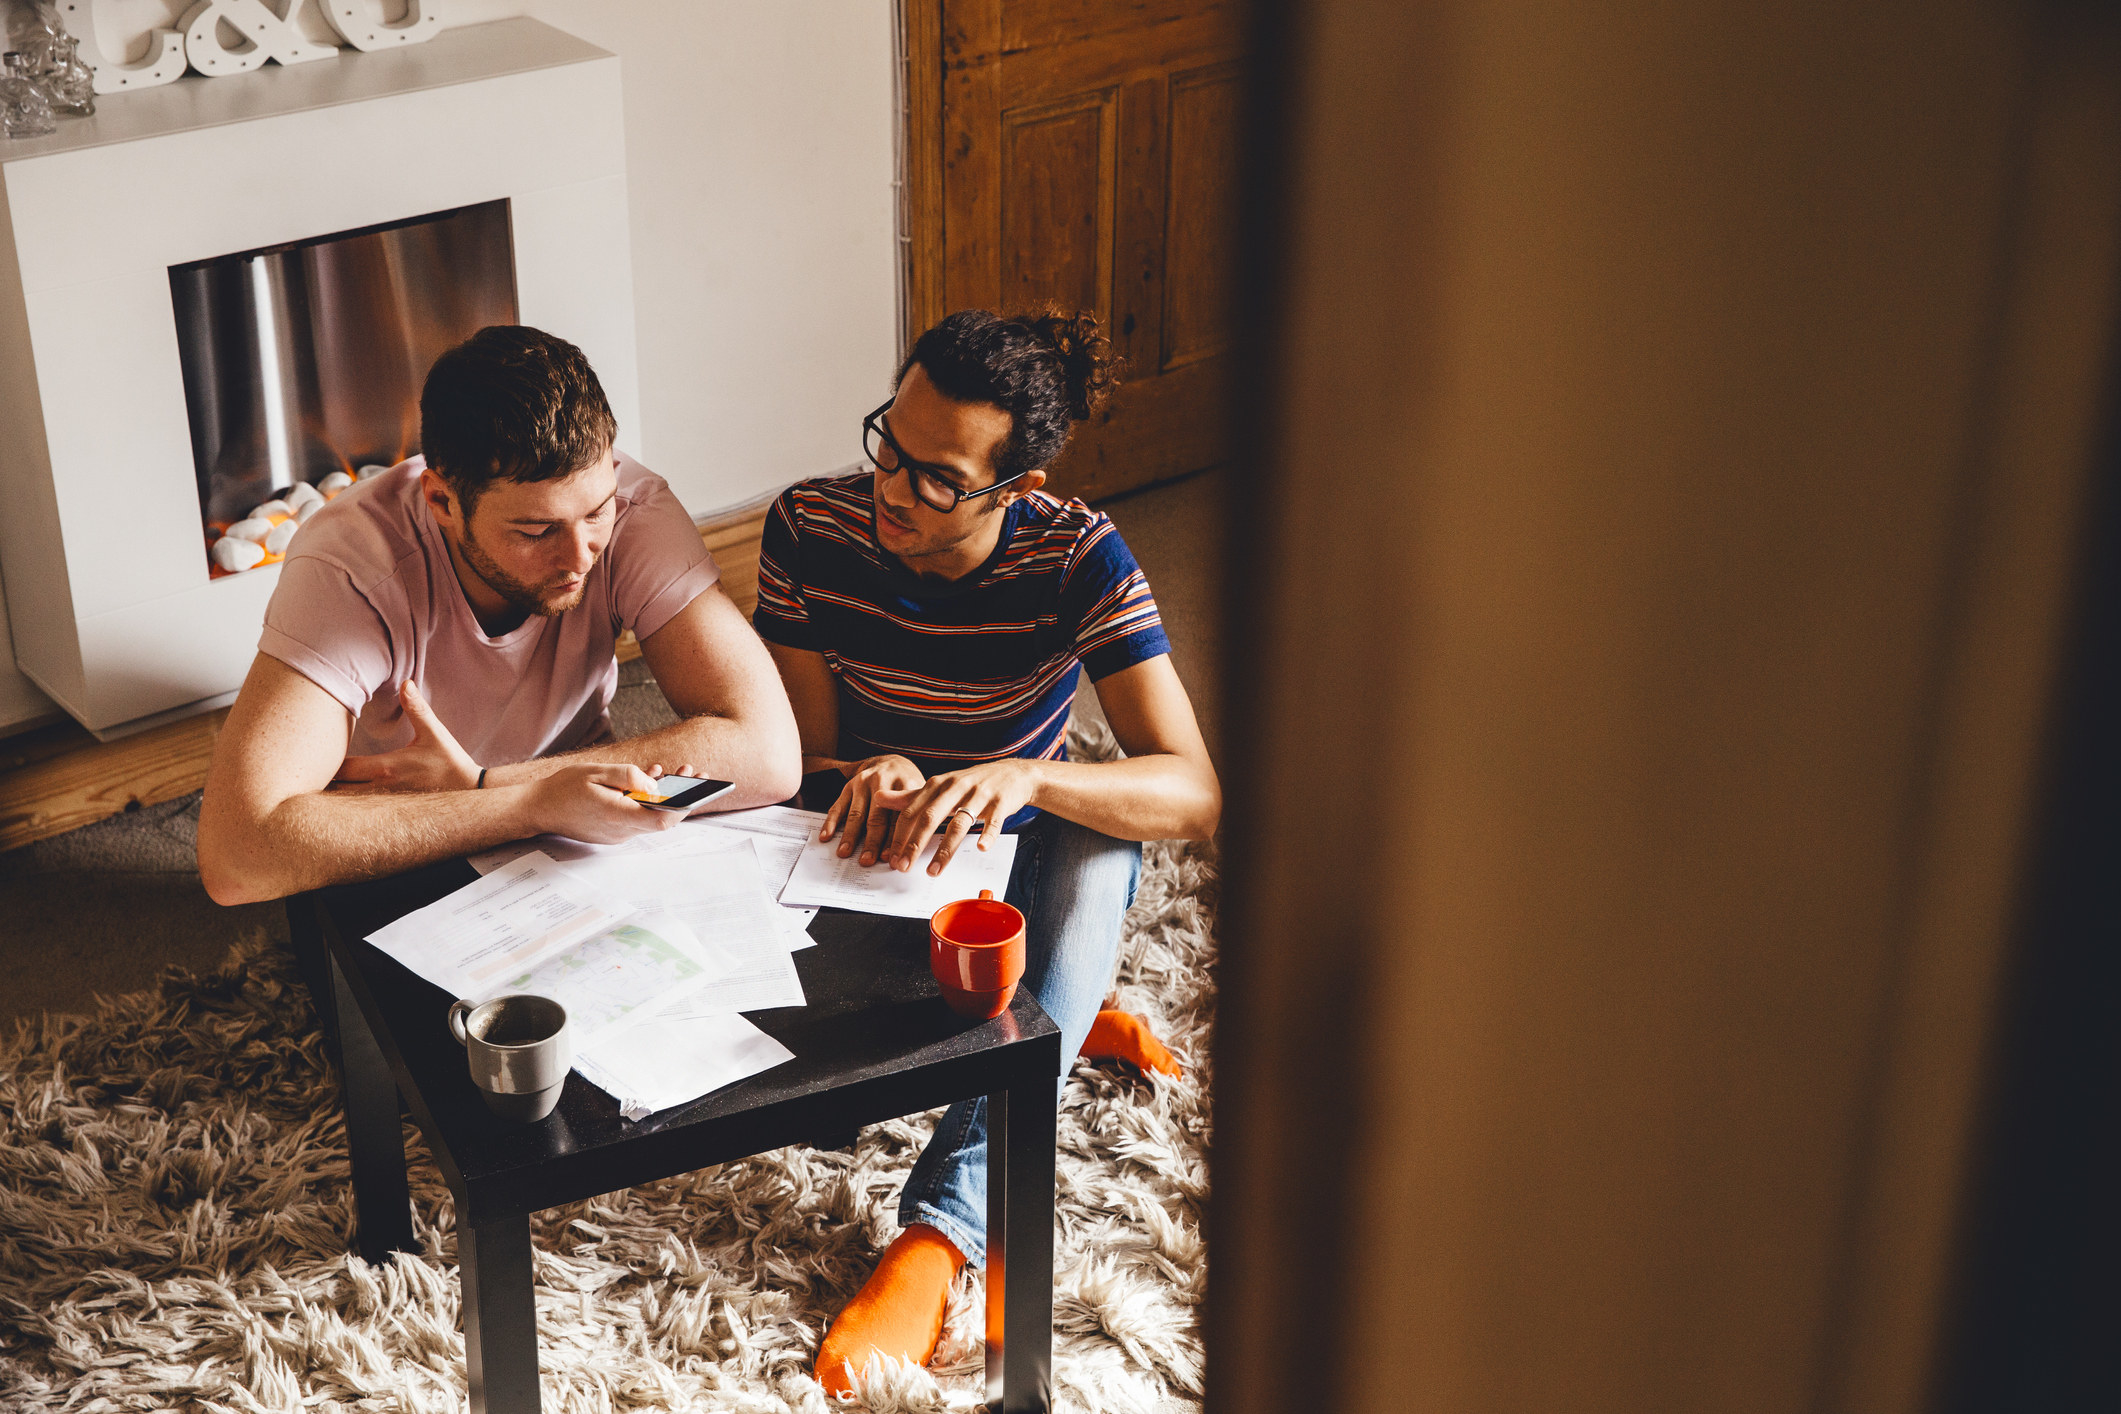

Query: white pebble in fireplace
left=0, top=19, right=640, bottom=739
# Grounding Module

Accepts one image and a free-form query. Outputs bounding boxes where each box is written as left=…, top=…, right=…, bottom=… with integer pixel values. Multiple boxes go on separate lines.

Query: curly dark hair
left=898, top=308, right=1120, bottom=480
left=419, top=326, right=617, bottom=509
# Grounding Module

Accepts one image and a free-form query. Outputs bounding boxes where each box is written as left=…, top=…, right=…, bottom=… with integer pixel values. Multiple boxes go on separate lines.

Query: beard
left=873, top=481, right=1003, bottom=560
left=456, top=524, right=591, bottom=618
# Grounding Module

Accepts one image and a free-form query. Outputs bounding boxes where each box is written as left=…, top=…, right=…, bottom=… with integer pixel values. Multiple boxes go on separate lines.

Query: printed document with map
left=368, top=849, right=795, bottom=1120
left=365, top=852, right=727, bottom=1045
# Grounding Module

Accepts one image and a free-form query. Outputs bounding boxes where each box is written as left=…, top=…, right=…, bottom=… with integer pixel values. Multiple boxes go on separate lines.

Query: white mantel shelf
left=0, top=15, right=640, bottom=739
left=0, top=18, right=603, bottom=162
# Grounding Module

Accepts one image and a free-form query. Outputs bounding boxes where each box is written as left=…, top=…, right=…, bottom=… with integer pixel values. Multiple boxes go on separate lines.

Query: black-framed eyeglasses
left=862, top=400, right=1029, bottom=514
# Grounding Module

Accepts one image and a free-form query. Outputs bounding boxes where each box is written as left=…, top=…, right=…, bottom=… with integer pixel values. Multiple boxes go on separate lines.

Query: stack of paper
left=687, top=805, right=824, bottom=940
left=779, top=830, right=1019, bottom=919
left=469, top=803, right=825, bottom=943
left=373, top=848, right=799, bottom=1121
left=366, top=851, right=736, bottom=1044
left=387, top=805, right=1024, bottom=1121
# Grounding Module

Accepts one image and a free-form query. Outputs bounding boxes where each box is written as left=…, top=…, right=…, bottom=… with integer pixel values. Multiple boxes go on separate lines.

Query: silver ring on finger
left=949, top=807, right=977, bottom=826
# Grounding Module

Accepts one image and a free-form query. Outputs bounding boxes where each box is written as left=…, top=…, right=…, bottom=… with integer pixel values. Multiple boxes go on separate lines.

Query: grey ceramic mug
left=447, top=994, right=571, bottom=1122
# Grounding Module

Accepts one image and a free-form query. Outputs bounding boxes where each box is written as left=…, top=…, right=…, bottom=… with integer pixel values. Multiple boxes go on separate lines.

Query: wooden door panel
left=1162, top=62, right=1242, bottom=371
left=1000, top=10, right=1240, bottom=106
left=923, top=0, right=1244, bottom=500
left=1000, top=92, right=1118, bottom=320
left=1005, top=0, right=1239, bottom=52
left=941, top=42, right=1003, bottom=313
left=1051, top=359, right=1230, bottom=502
left=1111, top=73, right=1170, bottom=376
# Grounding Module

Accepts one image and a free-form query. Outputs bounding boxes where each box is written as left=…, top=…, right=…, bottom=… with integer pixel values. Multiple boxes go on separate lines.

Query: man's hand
left=821, top=755, right=927, bottom=866
left=332, top=682, right=480, bottom=794
left=875, top=758, right=1040, bottom=875
left=527, top=762, right=688, bottom=844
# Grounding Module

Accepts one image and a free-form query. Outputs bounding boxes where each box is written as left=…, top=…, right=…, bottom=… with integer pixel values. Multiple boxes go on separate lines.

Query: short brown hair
left=419, top=326, right=616, bottom=508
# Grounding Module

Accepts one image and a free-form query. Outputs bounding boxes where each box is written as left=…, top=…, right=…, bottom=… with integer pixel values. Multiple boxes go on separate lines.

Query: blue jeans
left=897, top=810, right=1142, bottom=1267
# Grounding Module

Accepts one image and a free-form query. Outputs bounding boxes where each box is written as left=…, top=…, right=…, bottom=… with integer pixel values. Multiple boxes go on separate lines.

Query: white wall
left=0, top=572, right=55, bottom=731
left=458, top=1, right=899, bottom=515
left=0, top=1, right=897, bottom=735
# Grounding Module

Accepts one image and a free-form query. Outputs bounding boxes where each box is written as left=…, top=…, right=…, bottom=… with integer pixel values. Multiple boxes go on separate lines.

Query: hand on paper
left=331, top=681, right=481, bottom=794
left=821, top=754, right=927, bottom=866
left=780, top=820, right=1019, bottom=916
left=874, top=757, right=1038, bottom=874
left=530, top=763, right=688, bottom=845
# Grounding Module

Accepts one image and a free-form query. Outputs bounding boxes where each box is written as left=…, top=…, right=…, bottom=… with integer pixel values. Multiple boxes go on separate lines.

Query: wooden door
left=905, top=0, right=1246, bottom=502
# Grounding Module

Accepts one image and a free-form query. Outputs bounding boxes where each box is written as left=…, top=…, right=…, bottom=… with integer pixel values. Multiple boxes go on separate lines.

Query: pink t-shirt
left=258, top=454, right=719, bottom=765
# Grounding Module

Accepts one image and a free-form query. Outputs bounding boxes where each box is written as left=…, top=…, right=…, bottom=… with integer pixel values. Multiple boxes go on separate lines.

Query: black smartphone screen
left=625, top=776, right=736, bottom=812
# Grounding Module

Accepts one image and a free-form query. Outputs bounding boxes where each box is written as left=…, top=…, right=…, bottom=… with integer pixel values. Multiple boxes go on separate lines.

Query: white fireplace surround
left=0, top=18, right=638, bottom=738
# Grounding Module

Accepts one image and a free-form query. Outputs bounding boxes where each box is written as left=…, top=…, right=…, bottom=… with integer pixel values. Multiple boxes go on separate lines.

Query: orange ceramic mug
left=929, top=888, right=1027, bottom=1020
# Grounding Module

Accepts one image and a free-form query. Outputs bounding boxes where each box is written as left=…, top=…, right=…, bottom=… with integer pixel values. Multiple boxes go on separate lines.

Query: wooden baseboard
left=0, top=504, right=771, bottom=853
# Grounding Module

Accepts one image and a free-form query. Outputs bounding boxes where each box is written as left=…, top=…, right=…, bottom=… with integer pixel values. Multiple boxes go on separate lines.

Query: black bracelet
left=476, top=767, right=488, bottom=790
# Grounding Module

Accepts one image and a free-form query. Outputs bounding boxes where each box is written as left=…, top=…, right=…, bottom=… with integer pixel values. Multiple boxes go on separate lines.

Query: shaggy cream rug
left=0, top=759, right=1216, bottom=1412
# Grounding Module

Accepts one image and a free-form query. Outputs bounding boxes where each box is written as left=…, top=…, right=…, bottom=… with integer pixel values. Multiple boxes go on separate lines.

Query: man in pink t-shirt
left=197, top=327, right=801, bottom=904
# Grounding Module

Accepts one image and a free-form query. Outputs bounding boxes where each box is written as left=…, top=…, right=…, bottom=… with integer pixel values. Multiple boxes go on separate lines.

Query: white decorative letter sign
left=322, top=0, right=444, bottom=53
left=59, top=0, right=186, bottom=94
left=65, top=0, right=449, bottom=91
left=179, top=0, right=341, bottom=76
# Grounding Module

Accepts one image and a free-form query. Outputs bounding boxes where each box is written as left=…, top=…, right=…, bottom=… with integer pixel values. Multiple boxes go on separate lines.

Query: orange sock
left=985, top=1247, right=1005, bottom=1351
left=1079, top=1009, right=1183, bottom=1078
left=816, top=1224, right=965, bottom=1396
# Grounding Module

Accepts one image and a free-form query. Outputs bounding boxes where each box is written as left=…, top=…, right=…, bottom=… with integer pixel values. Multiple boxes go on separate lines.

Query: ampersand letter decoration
left=58, top=0, right=187, bottom=94
left=179, top=0, right=341, bottom=76
left=321, top=0, right=444, bottom=53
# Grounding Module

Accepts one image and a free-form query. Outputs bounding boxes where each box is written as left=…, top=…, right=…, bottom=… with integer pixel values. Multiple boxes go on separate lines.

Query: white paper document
left=465, top=837, right=595, bottom=874
left=576, top=1014, right=796, bottom=1121
left=375, top=848, right=803, bottom=1123
left=778, top=831, right=1020, bottom=919
left=365, top=852, right=738, bottom=1050
left=689, top=803, right=825, bottom=855
left=508, top=836, right=809, bottom=1015
left=688, top=806, right=827, bottom=943
left=630, top=838, right=808, bottom=1016
left=661, top=837, right=811, bottom=1010
left=564, top=835, right=805, bottom=1118
left=492, top=916, right=722, bottom=1045
left=366, top=851, right=634, bottom=994
left=468, top=808, right=823, bottom=945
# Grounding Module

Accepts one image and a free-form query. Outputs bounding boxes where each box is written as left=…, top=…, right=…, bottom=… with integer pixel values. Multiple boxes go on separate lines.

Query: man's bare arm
left=764, top=635, right=1220, bottom=870
left=197, top=654, right=676, bottom=905
left=481, top=585, right=803, bottom=809
left=1040, top=654, right=1222, bottom=839
left=764, top=639, right=845, bottom=772
left=765, top=639, right=942, bottom=863
left=876, top=655, right=1222, bottom=872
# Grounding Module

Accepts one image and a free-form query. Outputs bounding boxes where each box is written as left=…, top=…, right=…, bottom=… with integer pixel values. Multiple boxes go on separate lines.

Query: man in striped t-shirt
left=755, top=310, right=1221, bottom=1395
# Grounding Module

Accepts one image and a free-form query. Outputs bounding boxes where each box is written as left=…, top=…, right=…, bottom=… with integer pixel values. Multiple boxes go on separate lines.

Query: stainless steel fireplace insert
left=169, top=199, right=518, bottom=546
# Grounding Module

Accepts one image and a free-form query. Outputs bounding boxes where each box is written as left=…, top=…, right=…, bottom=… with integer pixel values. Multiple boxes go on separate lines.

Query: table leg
left=462, top=1213, right=541, bottom=1414
left=330, top=949, right=415, bottom=1263
left=985, top=1084, right=1055, bottom=1414
left=285, top=895, right=339, bottom=1066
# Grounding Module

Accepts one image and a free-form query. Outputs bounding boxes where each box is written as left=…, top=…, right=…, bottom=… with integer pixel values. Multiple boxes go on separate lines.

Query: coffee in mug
left=447, top=994, right=572, bottom=1122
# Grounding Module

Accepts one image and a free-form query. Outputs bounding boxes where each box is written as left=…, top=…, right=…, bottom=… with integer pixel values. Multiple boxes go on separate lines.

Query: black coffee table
left=291, top=859, right=1060, bottom=1414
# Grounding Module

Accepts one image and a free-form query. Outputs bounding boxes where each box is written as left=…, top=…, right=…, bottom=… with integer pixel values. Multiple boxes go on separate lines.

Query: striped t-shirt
left=753, top=473, right=1170, bottom=811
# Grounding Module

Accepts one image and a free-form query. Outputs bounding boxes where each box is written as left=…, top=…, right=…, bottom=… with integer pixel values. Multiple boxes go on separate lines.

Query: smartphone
left=625, top=775, right=737, bottom=813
